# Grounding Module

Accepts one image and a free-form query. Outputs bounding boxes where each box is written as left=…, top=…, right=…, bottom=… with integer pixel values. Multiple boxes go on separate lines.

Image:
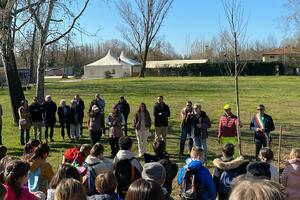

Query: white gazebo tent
left=119, top=51, right=141, bottom=76
left=84, top=50, right=141, bottom=79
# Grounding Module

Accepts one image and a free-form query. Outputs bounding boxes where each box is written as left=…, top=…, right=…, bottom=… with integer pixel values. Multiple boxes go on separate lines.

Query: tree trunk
left=140, top=61, right=146, bottom=77
left=234, top=32, right=242, bottom=156
left=29, top=25, right=37, bottom=83
left=1, top=50, right=25, bottom=124
left=36, top=40, right=46, bottom=102
left=0, top=1, right=25, bottom=124
left=139, top=46, right=149, bottom=77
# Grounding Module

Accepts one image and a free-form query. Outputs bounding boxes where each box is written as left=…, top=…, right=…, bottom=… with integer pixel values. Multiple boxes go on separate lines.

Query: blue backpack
left=180, top=168, right=205, bottom=200
left=83, top=162, right=100, bottom=195
left=28, top=164, right=47, bottom=192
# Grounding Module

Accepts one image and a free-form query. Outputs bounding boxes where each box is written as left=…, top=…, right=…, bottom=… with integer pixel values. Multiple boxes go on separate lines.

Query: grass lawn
left=0, top=76, right=300, bottom=198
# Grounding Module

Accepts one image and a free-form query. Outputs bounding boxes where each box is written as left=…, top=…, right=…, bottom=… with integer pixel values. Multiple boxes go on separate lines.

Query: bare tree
left=0, top=0, right=27, bottom=123
left=223, top=0, right=248, bottom=156
left=116, top=0, right=174, bottom=77
left=283, top=0, right=300, bottom=34
left=26, top=0, right=90, bottom=101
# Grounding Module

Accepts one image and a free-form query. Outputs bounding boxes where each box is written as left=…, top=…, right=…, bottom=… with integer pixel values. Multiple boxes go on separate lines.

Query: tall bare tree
left=0, top=0, right=27, bottom=123
left=223, top=0, right=248, bottom=156
left=27, top=0, right=89, bottom=101
left=116, top=0, right=174, bottom=77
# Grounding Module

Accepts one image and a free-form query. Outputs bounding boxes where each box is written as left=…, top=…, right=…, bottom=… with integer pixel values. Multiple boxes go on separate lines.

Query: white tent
left=83, top=50, right=141, bottom=79
left=119, top=51, right=141, bottom=76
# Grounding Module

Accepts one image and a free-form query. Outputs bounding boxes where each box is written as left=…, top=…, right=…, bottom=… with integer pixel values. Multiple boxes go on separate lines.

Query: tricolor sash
left=255, top=114, right=265, bottom=129
left=255, top=114, right=271, bottom=147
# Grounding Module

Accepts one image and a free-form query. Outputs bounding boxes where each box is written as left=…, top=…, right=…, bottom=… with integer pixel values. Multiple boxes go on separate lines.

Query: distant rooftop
left=262, top=47, right=300, bottom=56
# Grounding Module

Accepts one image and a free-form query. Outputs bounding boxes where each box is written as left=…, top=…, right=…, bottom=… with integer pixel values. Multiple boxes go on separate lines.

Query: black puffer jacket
left=153, top=102, right=170, bottom=127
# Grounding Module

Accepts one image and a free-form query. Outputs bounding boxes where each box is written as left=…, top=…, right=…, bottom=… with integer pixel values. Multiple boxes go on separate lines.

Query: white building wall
left=262, top=55, right=280, bottom=62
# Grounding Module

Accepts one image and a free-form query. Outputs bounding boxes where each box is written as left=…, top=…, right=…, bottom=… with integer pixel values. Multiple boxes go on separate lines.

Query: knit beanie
left=246, top=161, right=271, bottom=180
left=142, top=162, right=166, bottom=186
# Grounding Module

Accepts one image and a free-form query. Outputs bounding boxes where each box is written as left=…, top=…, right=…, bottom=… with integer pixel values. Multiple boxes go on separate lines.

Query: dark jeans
left=124, top=116, right=128, bottom=136
left=0, top=124, right=2, bottom=145
left=89, top=130, right=103, bottom=145
left=255, top=142, right=263, bottom=159
left=60, top=122, right=70, bottom=139
left=45, top=124, right=54, bottom=140
left=109, top=137, right=120, bottom=157
left=180, top=125, right=193, bottom=153
left=20, top=129, right=30, bottom=145
left=255, top=137, right=270, bottom=159
left=79, top=117, right=84, bottom=136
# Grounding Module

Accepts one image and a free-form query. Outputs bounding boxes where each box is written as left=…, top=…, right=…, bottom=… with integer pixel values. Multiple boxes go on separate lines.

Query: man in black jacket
left=74, top=94, right=85, bottom=137
left=153, top=96, right=170, bottom=141
left=29, top=97, right=44, bottom=141
left=43, top=95, right=57, bottom=142
left=57, top=99, right=71, bottom=140
left=117, top=96, right=130, bottom=136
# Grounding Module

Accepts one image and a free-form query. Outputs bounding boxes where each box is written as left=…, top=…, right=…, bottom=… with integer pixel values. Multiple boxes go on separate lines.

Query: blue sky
left=77, top=0, right=288, bottom=54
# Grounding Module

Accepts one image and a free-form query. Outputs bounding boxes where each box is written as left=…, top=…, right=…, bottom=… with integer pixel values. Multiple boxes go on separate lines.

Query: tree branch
left=13, top=0, right=42, bottom=15
left=45, top=0, right=90, bottom=45
left=26, top=0, right=44, bottom=31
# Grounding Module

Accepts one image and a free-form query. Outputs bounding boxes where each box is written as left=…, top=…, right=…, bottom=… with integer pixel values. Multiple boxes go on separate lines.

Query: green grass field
left=0, top=76, right=300, bottom=197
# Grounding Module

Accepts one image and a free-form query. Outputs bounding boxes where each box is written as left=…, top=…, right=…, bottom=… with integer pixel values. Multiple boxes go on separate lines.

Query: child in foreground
left=177, top=146, right=216, bottom=200
left=4, top=160, right=45, bottom=200
left=281, top=148, right=300, bottom=200
left=88, top=171, right=121, bottom=200
left=259, top=147, right=279, bottom=182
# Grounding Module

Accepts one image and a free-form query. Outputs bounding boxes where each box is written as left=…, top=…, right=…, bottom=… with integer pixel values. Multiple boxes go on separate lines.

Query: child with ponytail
left=4, top=160, right=41, bottom=200
left=29, top=143, right=54, bottom=194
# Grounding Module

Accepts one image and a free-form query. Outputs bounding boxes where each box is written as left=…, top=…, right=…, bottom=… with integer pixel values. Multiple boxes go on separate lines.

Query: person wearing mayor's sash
left=250, top=104, right=275, bottom=160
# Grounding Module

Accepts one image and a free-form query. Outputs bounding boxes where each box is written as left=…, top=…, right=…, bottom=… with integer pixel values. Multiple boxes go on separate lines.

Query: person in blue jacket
left=178, top=146, right=216, bottom=200
left=250, top=104, right=275, bottom=160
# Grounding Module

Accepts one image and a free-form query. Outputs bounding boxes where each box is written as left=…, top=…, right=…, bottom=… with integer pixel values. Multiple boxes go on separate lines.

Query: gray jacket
left=85, top=155, right=113, bottom=175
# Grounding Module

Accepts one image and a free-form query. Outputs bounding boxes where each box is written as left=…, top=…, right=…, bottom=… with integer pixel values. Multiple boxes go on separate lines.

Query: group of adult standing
left=14, top=94, right=170, bottom=158
left=0, top=93, right=275, bottom=160
left=179, top=102, right=275, bottom=162
left=17, top=95, right=85, bottom=145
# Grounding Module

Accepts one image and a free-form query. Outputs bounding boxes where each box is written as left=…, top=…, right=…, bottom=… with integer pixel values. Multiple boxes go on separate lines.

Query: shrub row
left=145, top=62, right=285, bottom=76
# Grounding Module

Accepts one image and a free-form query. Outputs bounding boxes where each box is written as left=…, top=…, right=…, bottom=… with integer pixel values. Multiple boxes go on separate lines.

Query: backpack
left=219, top=169, right=239, bottom=195
left=115, top=158, right=141, bottom=197
left=83, top=161, right=100, bottom=195
left=158, top=158, right=178, bottom=193
left=64, top=147, right=84, bottom=166
left=64, top=147, right=79, bottom=163
left=28, top=164, right=47, bottom=192
left=180, top=168, right=205, bottom=200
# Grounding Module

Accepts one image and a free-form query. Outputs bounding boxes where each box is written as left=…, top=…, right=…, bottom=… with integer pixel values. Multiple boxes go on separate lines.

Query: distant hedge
left=145, top=62, right=285, bottom=76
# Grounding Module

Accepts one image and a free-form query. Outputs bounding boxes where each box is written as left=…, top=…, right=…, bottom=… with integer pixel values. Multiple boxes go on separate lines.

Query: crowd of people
left=0, top=94, right=298, bottom=200
left=0, top=138, right=298, bottom=200
left=0, top=93, right=275, bottom=160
